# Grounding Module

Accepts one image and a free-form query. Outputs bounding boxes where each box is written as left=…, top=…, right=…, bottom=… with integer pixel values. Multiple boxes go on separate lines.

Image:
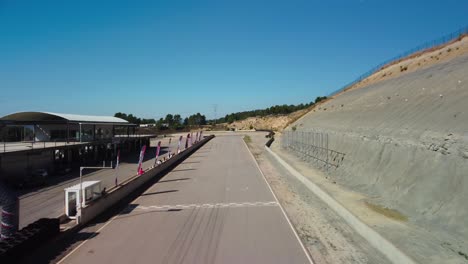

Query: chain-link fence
left=281, top=131, right=345, bottom=171
left=329, top=25, right=468, bottom=97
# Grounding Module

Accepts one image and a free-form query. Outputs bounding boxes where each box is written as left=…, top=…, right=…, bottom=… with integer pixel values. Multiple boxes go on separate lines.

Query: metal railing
left=114, top=134, right=157, bottom=138
left=281, top=131, right=345, bottom=171
left=0, top=140, right=86, bottom=153
left=0, top=133, right=161, bottom=153
left=329, top=25, right=468, bottom=97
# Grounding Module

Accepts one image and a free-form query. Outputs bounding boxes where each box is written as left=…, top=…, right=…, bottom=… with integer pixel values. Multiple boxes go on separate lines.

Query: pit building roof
left=0, top=111, right=130, bottom=125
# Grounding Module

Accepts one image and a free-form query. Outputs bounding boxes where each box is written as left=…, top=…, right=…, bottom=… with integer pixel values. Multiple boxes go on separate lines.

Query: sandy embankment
left=279, top=51, right=468, bottom=263
left=226, top=109, right=309, bottom=131
left=347, top=35, right=468, bottom=92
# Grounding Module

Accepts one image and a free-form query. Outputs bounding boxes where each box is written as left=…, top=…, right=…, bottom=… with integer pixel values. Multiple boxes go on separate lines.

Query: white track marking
left=242, top=138, right=315, bottom=264
left=58, top=160, right=173, bottom=263
left=132, top=201, right=278, bottom=211
left=57, top=213, right=120, bottom=264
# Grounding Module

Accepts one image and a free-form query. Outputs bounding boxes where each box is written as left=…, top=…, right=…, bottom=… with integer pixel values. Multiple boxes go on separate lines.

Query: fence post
left=326, top=133, right=329, bottom=173
left=292, top=131, right=295, bottom=150
left=320, top=132, right=324, bottom=168
left=302, top=132, right=305, bottom=157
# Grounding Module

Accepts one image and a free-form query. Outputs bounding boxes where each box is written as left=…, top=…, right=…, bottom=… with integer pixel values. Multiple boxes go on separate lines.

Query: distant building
left=0, top=111, right=133, bottom=142
left=0, top=111, right=154, bottom=185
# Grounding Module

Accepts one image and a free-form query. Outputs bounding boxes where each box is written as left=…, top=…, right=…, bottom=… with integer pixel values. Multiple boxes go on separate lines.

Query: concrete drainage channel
left=264, top=137, right=416, bottom=264
left=0, top=135, right=215, bottom=263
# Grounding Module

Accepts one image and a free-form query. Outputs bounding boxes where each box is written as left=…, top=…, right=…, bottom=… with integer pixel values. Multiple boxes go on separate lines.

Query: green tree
left=173, top=114, right=182, bottom=126
left=315, top=96, right=327, bottom=104
left=165, top=114, right=174, bottom=127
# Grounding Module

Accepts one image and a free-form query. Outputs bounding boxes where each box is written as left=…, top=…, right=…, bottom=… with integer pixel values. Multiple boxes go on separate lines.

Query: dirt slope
left=282, top=52, right=468, bottom=263
left=228, top=35, right=468, bottom=134
left=344, top=35, right=468, bottom=92
left=226, top=108, right=309, bottom=131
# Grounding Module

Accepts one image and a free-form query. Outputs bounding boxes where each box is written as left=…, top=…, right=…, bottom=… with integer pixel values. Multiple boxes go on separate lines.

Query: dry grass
left=338, top=34, right=468, bottom=96
left=378, top=33, right=468, bottom=73
left=365, top=201, right=408, bottom=222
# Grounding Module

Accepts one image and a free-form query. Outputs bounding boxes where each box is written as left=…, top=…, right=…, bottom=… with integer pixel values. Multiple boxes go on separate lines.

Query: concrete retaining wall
left=79, top=135, right=214, bottom=225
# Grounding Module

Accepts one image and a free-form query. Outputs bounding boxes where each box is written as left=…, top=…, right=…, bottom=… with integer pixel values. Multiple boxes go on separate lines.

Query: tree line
left=214, top=96, right=327, bottom=124
left=114, top=95, right=326, bottom=128
left=114, top=112, right=156, bottom=125
left=114, top=112, right=207, bottom=130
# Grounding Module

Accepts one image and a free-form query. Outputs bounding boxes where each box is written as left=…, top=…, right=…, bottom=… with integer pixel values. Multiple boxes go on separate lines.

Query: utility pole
left=213, top=104, right=218, bottom=126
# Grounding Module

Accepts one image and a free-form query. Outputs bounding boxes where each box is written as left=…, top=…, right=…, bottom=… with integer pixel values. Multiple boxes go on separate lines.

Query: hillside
left=225, top=108, right=309, bottom=131
left=229, top=34, right=468, bottom=133
left=343, top=34, right=468, bottom=93
left=278, top=43, right=468, bottom=263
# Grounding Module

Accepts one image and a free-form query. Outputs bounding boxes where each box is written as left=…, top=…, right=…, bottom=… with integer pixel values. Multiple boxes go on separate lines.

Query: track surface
left=58, top=135, right=311, bottom=264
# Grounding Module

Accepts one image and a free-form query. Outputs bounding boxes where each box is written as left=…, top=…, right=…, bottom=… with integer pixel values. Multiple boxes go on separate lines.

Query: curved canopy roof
left=0, top=111, right=129, bottom=124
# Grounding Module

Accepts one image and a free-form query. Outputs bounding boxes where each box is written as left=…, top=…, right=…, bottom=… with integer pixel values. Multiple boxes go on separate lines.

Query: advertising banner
left=137, top=145, right=147, bottom=175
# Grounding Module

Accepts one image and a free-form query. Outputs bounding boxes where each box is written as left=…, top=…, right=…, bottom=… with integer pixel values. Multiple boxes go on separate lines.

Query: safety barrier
left=78, top=135, right=214, bottom=225
left=0, top=183, right=18, bottom=240
left=0, top=135, right=214, bottom=263
left=0, top=218, right=59, bottom=262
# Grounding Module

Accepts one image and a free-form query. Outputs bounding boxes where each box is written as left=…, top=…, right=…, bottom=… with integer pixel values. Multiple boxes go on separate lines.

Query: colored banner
left=177, top=135, right=183, bottom=154
left=137, top=145, right=147, bottom=175
left=185, top=133, right=190, bottom=149
left=114, top=150, right=120, bottom=186
left=168, top=138, right=172, bottom=157
left=154, top=141, right=161, bottom=166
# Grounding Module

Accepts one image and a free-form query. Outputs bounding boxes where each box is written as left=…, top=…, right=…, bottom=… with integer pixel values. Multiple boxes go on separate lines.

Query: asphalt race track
left=58, top=135, right=312, bottom=264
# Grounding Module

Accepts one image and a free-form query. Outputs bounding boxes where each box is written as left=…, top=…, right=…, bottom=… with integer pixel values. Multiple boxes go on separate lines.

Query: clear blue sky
left=1, top=0, right=467, bottom=120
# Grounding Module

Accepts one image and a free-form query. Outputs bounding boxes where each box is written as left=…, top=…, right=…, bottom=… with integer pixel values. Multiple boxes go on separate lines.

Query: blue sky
left=1, top=1, right=467, bottom=119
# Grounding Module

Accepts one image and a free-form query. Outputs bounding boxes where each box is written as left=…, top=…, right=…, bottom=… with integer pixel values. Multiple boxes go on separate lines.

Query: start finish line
left=129, top=201, right=279, bottom=211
